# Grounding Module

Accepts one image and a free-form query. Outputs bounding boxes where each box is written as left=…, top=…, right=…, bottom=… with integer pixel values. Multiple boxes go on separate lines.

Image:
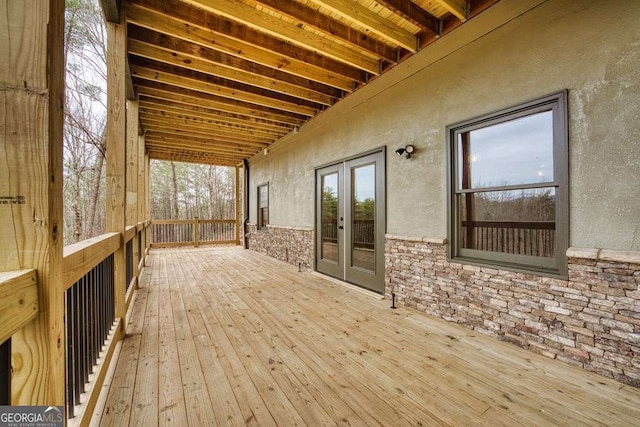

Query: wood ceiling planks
left=117, top=0, right=496, bottom=165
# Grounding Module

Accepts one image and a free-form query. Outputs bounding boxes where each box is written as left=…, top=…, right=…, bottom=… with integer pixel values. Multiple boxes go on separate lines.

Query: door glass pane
left=321, top=173, right=338, bottom=262
left=459, top=188, right=556, bottom=257
left=457, top=111, right=554, bottom=190
left=352, top=164, right=375, bottom=271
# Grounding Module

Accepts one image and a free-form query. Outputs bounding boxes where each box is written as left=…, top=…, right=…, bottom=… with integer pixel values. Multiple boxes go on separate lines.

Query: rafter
left=139, top=108, right=287, bottom=137
left=146, top=149, right=241, bottom=166
left=138, top=99, right=291, bottom=133
left=145, top=133, right=263, bottom=150
left=127, top=33, right=336, bottom=105
left=130, top=60, right=320, bottom=116
left=127, top=0, right=371, bottom=84
left=310, top=0, right=417, bottom=51
left=375, top=0, right=440, bottom=35
left=134, top=81, right=307, bottom=126
left=434, top=0, right=467, bottom=21
left=255, top=0, right=399, bottom=63
left=139, top=113, right=285, bottom=140
left=145, top=131, right=269, bottom=149
left=140, top=122, right=273, bottom=146
left=145, top=138, right=259, bottom=156
left=181, top=0, right=382, bottom=73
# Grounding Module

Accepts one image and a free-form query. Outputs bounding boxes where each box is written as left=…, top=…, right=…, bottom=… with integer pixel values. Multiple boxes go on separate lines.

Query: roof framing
left=113, top=0, right=498, bottom=165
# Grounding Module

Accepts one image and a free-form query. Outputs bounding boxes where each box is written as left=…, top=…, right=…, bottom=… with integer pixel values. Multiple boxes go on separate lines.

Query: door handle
left=339, top=225, right=344, bottom=230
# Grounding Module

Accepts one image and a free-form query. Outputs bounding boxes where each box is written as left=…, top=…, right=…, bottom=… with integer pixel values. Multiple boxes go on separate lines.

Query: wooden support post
left=126, top=99, right=139, bottom=282
left=235, top=166, right=241, bottom=244
left=106, top=19, right=127, bottom=338
left=194, top=218, right=200, bottom=247
left=145, top=154, right=151, bottom=255
left=0, top=0, right=66, bottom=406
left=137, top=134, right=146, bottom=265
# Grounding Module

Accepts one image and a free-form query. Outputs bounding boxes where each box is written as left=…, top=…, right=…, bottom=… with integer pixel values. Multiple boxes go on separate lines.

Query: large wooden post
left=126, top=99, right=139, bottom=281
left=235, top=166, right=241, bottom=244
left=145, top=154, right=151, bottom=254
left=106, top=18, right=127, bottom=337
left=0, top=0, right=66, bottom=405
left=138, top=133, right=146, bottom=264
left=126, top=99, right=139, bottom=227
left=138, top=134, right=145, bottom=224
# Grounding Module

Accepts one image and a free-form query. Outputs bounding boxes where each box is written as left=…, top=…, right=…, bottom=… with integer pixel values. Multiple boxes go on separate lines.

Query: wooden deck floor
left=97, top=247, right=640, bottom=426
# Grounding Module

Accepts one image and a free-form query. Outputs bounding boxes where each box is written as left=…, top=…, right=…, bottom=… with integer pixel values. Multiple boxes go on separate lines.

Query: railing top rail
left=62, top=232, right=121, bottom=290
left=124, top=225, right=136, bottom=242
left=151, top=219, right=236, bottom=224
left=0, top=269, right=38, bottom=345
left=151, top=219, right=195, bottom=224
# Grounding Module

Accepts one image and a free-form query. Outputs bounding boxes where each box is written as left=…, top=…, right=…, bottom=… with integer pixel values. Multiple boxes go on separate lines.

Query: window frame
left=257, top=182, right=269, bottom=231
left=446, top=91, right=569, bottom=277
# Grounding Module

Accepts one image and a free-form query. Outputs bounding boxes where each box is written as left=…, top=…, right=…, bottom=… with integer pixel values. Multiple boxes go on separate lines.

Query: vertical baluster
left=89, top=266, right=96, bottom=370
left=1, top=338, right=11, bottom=406
left=98, top=259, right=104, bottom=349
left=65, top=289, right=75, bottom=417
left=109, top=254, right=115, bottom=325
left=73, top=281, right=81, bottom=402
left=78, top=277, right=87, bottom=391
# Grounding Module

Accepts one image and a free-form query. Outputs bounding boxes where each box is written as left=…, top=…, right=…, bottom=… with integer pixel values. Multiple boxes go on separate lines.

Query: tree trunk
left=87, top=150, right=105, bottom=237
left=171, top=161, right=179, bottom=219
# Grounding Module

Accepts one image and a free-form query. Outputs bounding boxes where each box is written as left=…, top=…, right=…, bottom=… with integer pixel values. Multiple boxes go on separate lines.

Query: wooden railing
left=151, top=219, right=239, bottom=248
left=462, top=221, right=555, bottom=257
left=59, top=221, right=150, bottom=424
left=0, top=269, right=39, bottom=405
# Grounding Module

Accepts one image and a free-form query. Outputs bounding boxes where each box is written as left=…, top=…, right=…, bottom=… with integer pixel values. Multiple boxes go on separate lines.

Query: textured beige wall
left=249, top=0, right=640, bottom=252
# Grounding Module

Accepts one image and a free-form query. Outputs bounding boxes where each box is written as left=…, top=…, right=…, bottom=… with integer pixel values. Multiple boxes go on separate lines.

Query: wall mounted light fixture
left=395, top=144, right=415, bottom=159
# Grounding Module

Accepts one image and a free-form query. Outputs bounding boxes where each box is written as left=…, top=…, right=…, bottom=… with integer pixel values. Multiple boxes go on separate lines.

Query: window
left=447, top=91, right=568, bottom=276
left=257, top=183, right=269, bottom=230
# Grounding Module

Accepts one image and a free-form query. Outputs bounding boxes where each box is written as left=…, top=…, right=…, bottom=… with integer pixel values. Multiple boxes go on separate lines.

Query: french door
left=315, top=151, right=385, bottom=293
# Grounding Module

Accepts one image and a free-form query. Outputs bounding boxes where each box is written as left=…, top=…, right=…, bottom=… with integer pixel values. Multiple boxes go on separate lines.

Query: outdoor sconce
left=395, top=144, right=415, bottom=159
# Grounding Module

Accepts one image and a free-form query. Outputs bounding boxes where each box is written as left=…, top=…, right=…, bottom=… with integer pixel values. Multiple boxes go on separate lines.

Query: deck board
left=98, top=246, right=640, bottom=426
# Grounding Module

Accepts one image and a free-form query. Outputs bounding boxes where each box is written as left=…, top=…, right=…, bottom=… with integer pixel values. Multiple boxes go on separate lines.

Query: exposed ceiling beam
left=434, top=0, right=467, bottom=21
left=130, top=60, right=320, bottom=116
left=145, top=131, right=269, bottom=149
left=375, top=0, right=440, bottom=35
left=145, top=138, right=259, bottom=156
left=139, top=108, right=287, bottom=137
left=126, top=1, right=364, bottom=90
left=182, top=0, right=382, bottom=74
left=146, top=149, right=241, bottom=166
left=127, top=34, right=336, bottom=105
left=255, top=0, right=399, bottom=63
left=310, top=0, right=417, bottom=51
left=140, top=121, right=273, bottom=146
left=139, top=114, right=285, bottom=140
left=138, top=99, right=291, bottom=133
left=135, top=81, right=307, bottom=126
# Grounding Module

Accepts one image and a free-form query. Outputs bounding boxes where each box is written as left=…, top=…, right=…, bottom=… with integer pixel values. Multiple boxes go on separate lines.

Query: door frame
left=314, top=147, right=386, bottom=293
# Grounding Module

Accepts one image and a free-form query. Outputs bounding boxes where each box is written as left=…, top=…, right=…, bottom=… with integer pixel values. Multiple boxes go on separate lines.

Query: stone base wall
left=385, top=234, right=640, bottom=387
left=246, top=224, right=314, bottom=270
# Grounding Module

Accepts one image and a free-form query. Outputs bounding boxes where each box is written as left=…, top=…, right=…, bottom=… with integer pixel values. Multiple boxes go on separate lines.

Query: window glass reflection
left=458, top=111, right=554, bottom=189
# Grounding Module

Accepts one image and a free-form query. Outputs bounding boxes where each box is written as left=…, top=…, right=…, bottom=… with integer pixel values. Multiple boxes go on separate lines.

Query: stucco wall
left=248, top=0, right=640, bottom=252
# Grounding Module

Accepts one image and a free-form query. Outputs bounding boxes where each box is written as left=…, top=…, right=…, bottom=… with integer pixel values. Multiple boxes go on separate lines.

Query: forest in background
left=63, top=0, right=236, bottom=245
left=149, top=161, right=236, bottom=220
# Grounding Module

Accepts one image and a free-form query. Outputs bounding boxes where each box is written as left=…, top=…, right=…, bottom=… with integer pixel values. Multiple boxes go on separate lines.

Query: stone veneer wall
left=385, top=234, right=640, bottom=387
left=246, top=223, right=314, bottom=270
